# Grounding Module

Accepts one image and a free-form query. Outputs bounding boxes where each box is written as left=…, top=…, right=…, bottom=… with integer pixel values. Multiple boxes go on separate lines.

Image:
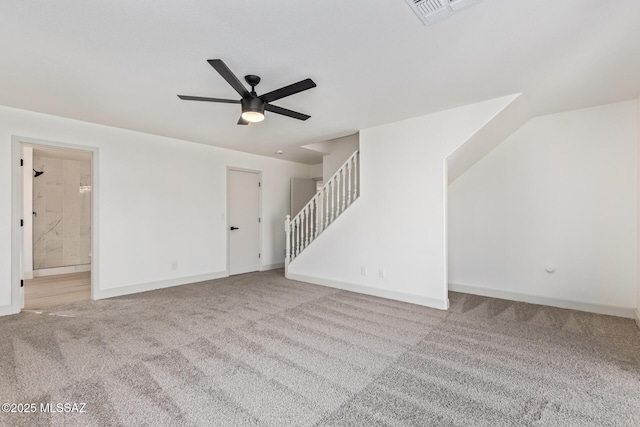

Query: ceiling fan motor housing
left=242, top=97, right=265, bottom=115
left=241, top=96, right=266, bottom=122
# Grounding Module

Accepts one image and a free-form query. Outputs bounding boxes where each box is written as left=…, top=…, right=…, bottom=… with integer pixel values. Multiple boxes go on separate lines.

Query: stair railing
left=285, top=150, right=359, bottom=268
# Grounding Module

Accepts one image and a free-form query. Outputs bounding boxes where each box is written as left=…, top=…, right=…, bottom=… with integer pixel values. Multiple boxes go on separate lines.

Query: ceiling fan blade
left=207, top=59, right=250, bottom=98
left=177, top=95, right=240, bottom=104
left=259, top=78, right=316, bottom=103
left=237, top=116, right=249, bottom=125
left=265, top=104, right=311, bottom=121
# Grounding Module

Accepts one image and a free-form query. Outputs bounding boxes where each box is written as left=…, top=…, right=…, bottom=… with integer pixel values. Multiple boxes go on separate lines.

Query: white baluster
left=322, top=187, right=329, bottom=228
left=347, top=159, right=353, bottom=206
left=285, top=215, right=291, bottom=265
left=307, top=203, right=312, bottom=244
left=310, top=198, right=316, bottom=242
left=336, top=171, right=341, bottom=218
left=353, top=154, right=358, bottom=199
left=308, top=203, right=313, bottom=244
left=316, top=197, right=322, bottom=237
left=319, top=191, right=324, bottom=233
left=299, top=211, right=304, bottom=250
left=341, top=167, right=346, bottom=213
left=308, top=203, right=313, bottom=243
left=291, top=219, right=295, bottom=259
left=300, top=215, right=304, bottom=251
left=330, top=179, right=336, bottom=222
left=336, top=175, right=340, bottom=215
left=304, top=207, right=309, bottom=248
left=291, top=217, right=296, bottom=260
left=314, top=198, right=318, bottom=239
left=300, top=216, right=304, bottom=252
left=296, top=215, right=300, bottom=256
left=335, top=171, right=340, bottom=216
left=309, top=202, right=314, bottom=241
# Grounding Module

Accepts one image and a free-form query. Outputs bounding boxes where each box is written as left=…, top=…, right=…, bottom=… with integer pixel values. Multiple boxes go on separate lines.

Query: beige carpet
left=0, top=270, right=638, bottom=426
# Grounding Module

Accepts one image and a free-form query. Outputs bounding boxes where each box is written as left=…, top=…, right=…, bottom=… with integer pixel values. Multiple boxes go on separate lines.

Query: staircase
left=285, top=150, right=360, bottom=273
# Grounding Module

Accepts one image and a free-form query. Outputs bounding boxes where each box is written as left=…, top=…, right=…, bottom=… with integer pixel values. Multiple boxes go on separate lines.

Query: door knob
left=230, top=226, right=239, bottom=230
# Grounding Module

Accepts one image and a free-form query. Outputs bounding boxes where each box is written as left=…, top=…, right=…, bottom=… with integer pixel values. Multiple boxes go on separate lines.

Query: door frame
left=11, top=136, right=99, bottom=314
left=226, top=167, right=262, bottom=275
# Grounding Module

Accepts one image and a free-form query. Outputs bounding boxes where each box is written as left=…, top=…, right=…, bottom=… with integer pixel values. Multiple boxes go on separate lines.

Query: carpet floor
left=0, top=270, right=638, bottom=426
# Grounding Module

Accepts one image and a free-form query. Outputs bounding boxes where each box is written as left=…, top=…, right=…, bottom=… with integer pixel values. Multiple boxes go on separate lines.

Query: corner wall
left=0, top=105, right=310, bottom=314
left=288, top=95, right=518, bottom=309
left=449, top=101, right=638, bottom=317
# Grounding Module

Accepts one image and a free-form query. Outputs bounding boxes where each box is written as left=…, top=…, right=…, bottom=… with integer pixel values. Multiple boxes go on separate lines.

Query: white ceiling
left=1, top=0, right=639, bottom=164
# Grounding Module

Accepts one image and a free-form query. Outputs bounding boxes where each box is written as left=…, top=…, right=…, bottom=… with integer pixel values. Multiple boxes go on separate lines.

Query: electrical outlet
left=171, top=261, right=178, bottom=270
left=379, top=269, right=385, bottom=278
left=361, top=266, right=368, bottom=276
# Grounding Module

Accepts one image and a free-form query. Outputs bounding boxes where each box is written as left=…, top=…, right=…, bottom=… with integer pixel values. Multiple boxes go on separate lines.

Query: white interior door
left=228, top=169, right=260, bottom=275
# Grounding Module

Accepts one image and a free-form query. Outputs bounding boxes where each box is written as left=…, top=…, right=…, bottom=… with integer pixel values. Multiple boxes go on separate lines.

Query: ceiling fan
left=178, top=59, right=317, bottom=125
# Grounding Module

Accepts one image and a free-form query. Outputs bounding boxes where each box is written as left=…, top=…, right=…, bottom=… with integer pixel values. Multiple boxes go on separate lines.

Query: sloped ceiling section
left=0, top=0, right=638, bottom=163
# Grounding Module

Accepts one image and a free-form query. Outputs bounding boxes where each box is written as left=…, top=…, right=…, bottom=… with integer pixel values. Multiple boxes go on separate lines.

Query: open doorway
left=17, top=141, right=95, bottom=310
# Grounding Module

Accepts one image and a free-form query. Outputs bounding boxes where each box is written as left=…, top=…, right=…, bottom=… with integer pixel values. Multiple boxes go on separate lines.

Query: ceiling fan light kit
left=178, top=59, right=316, bottom=125
left=241, top=109, right=265, bottom=123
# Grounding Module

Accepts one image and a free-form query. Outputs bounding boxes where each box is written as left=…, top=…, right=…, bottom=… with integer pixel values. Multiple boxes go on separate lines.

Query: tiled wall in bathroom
left=33, top=156, right=91, bottom=269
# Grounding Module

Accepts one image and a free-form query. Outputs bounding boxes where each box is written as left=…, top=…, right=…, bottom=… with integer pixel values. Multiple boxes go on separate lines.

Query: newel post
left=284, top=215, right=291, bottom=269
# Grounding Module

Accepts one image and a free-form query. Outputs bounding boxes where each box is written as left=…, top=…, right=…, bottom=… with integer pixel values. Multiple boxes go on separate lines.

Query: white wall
left=0, top=105, right=310, bottom=313
left=290, top=178, right=317, bottom=217
left=637, top=94, right=640, bottom=325
left=288, top=96, right=518, bottom=309
left=322, top=134, right=359, bottom=182
left=310, top=163, right=322, bottom=180
left=449, top=101, right=638, bottom=316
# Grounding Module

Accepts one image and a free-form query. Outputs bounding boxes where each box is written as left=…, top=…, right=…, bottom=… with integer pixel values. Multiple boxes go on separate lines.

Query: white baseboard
left=0, top=304, right=18, bottom=317
left=635, top=309, right=640, bottom=331
left=34, top=264, right=91, bottom=277
left=449, top=283, right=636, bottom=319
left=261, top=263, right=284, bottom=271
left=95, top=270, right=228, bottom=300
left=287, top=272, right=449, bottom=310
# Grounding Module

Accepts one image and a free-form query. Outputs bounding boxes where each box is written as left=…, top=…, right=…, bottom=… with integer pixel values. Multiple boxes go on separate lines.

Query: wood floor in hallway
left=24, top=271, right=91, bottom=310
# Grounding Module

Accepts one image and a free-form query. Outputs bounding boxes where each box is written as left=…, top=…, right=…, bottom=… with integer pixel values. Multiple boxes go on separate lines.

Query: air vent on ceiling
left=404, top=0, right=482, bottom=26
